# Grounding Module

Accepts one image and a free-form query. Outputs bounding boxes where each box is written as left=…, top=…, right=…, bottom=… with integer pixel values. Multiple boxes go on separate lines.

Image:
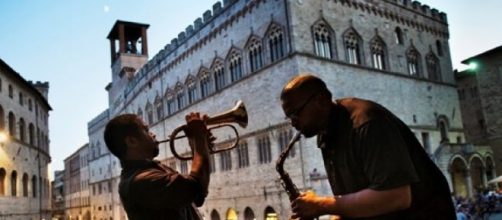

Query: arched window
left=8, top=112, right=15, bottom=137
left=198, top=68, right=212, bottom=98
left=257, top=135, right=272, bottom=164
left=267, top=24, right=285, bottom=62
left=370, top=36, right=387, bottom=70
left=237, top=141, right=249, bottom=168
left=220, top=150, right=232, bottom=171
left=426, top=52, right=441, bottom=81
left=32, top=175, right=37, bottom=197
left=211, top=210, right=221, bottom=220
left=312, top=20, right=334, bottom=59
left=264, top=206, right=278, bottom=220
left=436, top=40, right=443, bottom=56
left=278, top=129, right=295, bottom=158
left=0, top=168, right=5, bottom=196
left=154, top=95, right=164, bottom=120
left=395, top=27, right=404, bottom=45
left=145, top=102, right=153, bottom=125
left=29, top=123, right=35, bottom=145
left=228, top=49, right=243, bottom=82
left=0, top=105, right=4, bottom=130
left=19, top=92, right=24, bottom=105
left=212, top=59, right=225, bottom=91
left=22, top=173, right=28, bottom=197
left=344, top=29, right=363, bottom=65
left=165, top=89, right=175, bottom=115
left=11, top=171, right=17, bottom=196
left=8, top=84, right=13, bottom=98
left=438, top=116, right=450, bottom=143
left=247, top=37, right=263, bottom=72
left=19, top=118, right=25, bottom=142
left=244, top=207, right=255, bottom=220
left=175, top=83, right=186, bottom=110
left=186, top=75, right=198, bottom=104
left=406, top=46, right=421, bottom=76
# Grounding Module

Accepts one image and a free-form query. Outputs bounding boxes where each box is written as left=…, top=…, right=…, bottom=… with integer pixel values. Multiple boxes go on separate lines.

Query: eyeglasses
left=285, top=93, right=318, bottom=120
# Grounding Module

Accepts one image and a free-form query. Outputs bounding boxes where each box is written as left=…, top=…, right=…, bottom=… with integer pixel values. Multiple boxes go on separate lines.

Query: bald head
left=280, top=74, right=331, bottom=102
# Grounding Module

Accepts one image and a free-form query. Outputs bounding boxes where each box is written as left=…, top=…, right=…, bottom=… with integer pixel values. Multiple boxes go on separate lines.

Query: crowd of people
left=454, top=190, right=502, bottom=220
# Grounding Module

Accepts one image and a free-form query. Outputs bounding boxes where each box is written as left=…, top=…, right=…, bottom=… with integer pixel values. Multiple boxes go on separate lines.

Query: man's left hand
left=291, top=190, right=325, bottom=219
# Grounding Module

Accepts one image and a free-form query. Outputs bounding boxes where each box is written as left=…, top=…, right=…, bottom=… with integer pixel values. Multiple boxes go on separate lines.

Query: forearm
left=190, top=139, right=210, bottom=189
left=321, top=185, right=412, bottom=218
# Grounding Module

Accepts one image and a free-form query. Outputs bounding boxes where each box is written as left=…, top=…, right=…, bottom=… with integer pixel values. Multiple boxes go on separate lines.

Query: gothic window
left=31, top=175, right=37, bottom=198
left=344, top=29, right=363, bottom=65
left=406, top=47, right=421, bottom=76
left=22, top=173, right=28, bottom=197
left=11, top=171, right=17, bottom=196
left=268, top=24, right=285, bottom=62
left=165, top=89, right=175, bottom=115
left=175, top=83, right=186, bottom=110
left=0, top=168, right=5, bottom=196
left=145, top=102, right=153, bottom=125
left=220, top=150, right=232, bottom=171
left=370, top=36, right=387, bottom=70
left=438, top=117, right=449, bottom=143
left=19, top=118, right=25, bottom=142
left=155, top=95, right=164, bottom=120
left=395, top=27, right=404, bottom=45
left=209, top=154, right=216, bottom=173
left=237, top=141, right=249, bottom=168
left=312, top=21, right=334, bottom=59
left=426, top=52, right=441, bottom=81
left=228, top=49, right=243, bottom=82
left=257, top=135, right=271, bottom=164
left=436, top=40, right=443, bottom=56
left=213, top=60, right=226, bottom=91
left=137, top=108, right=143, bottom=120
left=8, top=112, right=15, bottom=137
left=199, top=69, right=212, bottom=98
left=186, top=76, right=197, bottom=104
left=247, top=38, right=263, bottom=72
left=8, top=85, right=13, bottom=99
left=278, top=129, right=295, bottom=158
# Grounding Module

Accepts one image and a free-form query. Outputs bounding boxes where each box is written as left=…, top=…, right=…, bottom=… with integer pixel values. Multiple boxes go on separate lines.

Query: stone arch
left=11, top=170, right=17, bottom=196
left=226, top=208, right=238, bottom=220
left=469, top=154, right=485, bottom=192
left=22, top=173, right=28, bottom=197
left=264, top=206, right=278, bottom=220
left=312, top=18, right=336, bottom=59
left=210, top=209, right=221, bottom=220
left=449, top=155, right=468, bottom=197
left=244, top=207, right=255, bottom=220
left=32, top=175, right=37, bottom=197
left=0, top=168, right=5, bottom=196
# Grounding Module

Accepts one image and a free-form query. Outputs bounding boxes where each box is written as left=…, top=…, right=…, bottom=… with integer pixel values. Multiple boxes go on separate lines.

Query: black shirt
left=318, top=98, right=455, bottom=220
left=119, top=159, right=206, bottom=220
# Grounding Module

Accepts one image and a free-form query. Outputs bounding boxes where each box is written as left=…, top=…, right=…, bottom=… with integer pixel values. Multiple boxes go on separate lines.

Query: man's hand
left=291, top=191, right=330, bottom=219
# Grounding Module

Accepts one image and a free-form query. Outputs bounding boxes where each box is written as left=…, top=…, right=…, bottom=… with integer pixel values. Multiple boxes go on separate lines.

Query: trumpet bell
left=206, top=100, right=248, bottom=128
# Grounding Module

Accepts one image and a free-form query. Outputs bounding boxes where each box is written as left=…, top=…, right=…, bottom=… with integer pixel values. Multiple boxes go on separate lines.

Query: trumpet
left=157, top=100, right=248, bottom=160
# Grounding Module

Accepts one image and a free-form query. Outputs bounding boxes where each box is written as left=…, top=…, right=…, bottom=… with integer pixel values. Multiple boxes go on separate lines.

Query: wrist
left=319, top=195, right=338, bottom=215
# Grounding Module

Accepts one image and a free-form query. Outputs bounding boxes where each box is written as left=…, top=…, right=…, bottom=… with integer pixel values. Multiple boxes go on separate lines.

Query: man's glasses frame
left=285, top=92, right=318, bottom=120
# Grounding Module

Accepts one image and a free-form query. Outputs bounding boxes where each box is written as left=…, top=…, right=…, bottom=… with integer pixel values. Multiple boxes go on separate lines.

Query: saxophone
left=276, top=132, right=314, bottom=220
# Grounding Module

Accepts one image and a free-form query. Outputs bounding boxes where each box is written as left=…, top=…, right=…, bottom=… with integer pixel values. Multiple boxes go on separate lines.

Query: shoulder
left=336, top=97, right=388, bottom=128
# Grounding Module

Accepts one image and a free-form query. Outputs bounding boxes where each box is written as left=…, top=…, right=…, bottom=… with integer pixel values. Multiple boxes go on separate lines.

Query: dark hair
left=280, top=74, right=332, bottom=100
left=103, top=114, right=142, bottom=159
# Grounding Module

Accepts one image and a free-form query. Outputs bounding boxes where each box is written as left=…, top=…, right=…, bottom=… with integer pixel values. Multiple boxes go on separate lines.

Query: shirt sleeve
left=356, top=117, right=419, bottom=191
left=129, top=167, right=204, bottom=209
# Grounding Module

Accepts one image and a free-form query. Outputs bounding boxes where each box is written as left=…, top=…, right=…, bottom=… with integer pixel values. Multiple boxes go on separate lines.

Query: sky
left=0, top=0, right=501, bottom=173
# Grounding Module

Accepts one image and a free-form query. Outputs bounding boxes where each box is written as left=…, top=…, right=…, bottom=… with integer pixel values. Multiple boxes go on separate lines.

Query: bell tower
left=106, top=20, right=150, bottom=112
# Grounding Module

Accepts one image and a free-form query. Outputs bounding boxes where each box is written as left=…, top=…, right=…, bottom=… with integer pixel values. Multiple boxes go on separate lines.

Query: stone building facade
left=0, top=59, right=52, bottom=219
left=52, top=170, right=65, bottom=220
left=63, top=144, right=91, bottom=220
left=453, top=45, right=502, bottom=190
left=85, top=0, right=492, bottom=219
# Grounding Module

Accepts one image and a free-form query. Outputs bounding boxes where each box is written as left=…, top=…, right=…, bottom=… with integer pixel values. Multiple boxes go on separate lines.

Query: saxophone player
left=280, top=74, right=455, bottom=219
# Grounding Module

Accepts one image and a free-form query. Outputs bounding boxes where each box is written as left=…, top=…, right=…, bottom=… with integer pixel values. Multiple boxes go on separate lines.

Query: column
left=465, top=168, right=473, bottom=198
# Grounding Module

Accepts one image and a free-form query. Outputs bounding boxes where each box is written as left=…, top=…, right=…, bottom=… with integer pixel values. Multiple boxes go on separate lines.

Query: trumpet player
left=103, top=112, right=213, bottom=220
left=280, top=74, right=455, bottom=219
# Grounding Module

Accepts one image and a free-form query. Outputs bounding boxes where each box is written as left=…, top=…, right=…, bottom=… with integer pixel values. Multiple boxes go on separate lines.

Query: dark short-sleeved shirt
left=119, top=159, right=206, bottom=220
left=318, top=98, right=455, bottom=220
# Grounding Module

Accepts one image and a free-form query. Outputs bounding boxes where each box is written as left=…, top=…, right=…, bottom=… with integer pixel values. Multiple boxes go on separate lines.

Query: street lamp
left=0, top=131, right=8, bottom=146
